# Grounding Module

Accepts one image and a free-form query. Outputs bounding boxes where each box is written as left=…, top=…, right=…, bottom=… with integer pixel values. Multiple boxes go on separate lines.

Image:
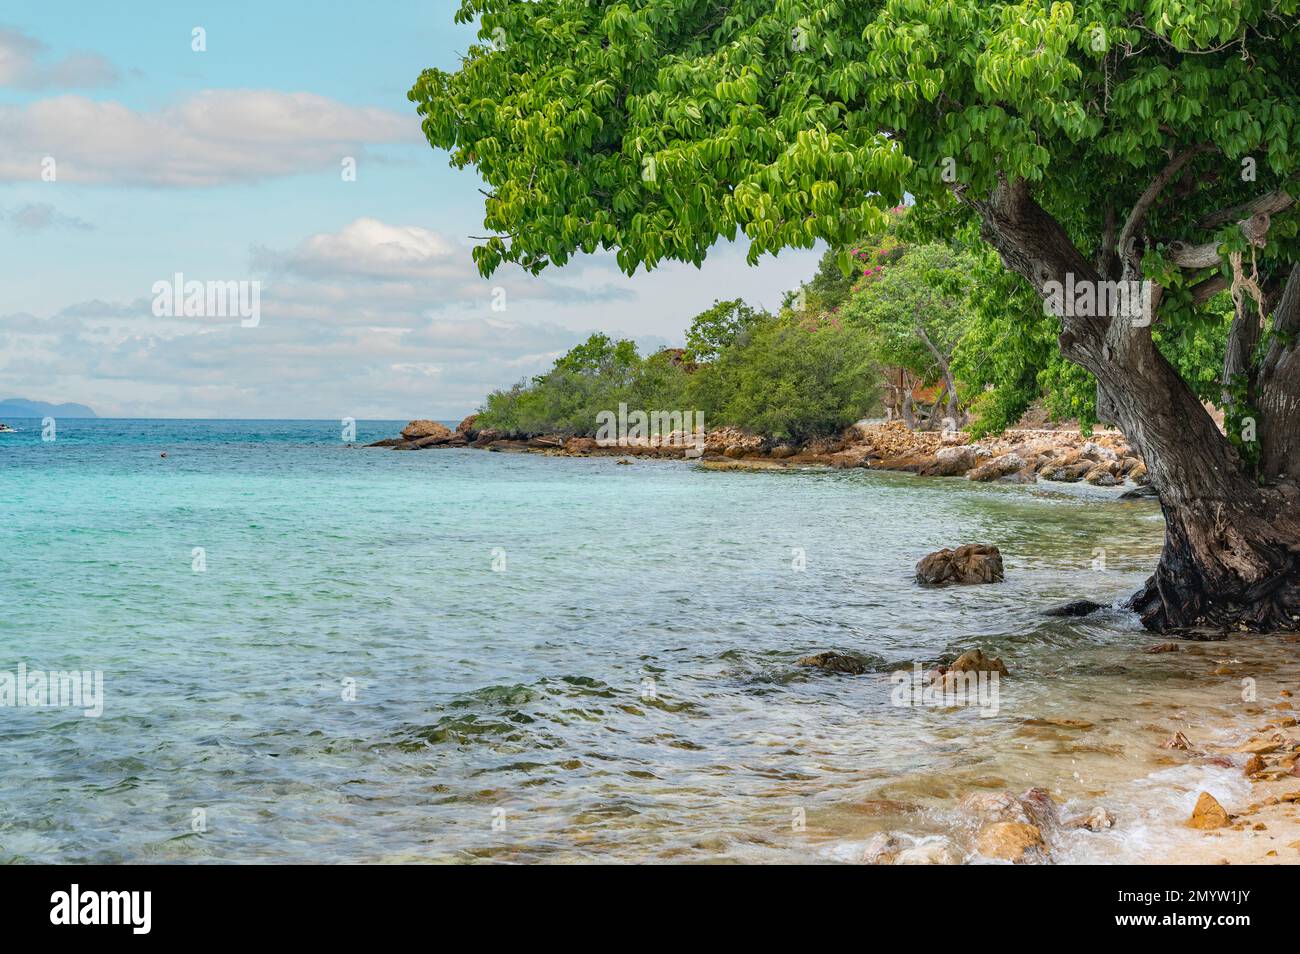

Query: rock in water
left=948, top=648, right=1010, bottom=676
left=455, top=413, right=479, bottom=440
left=1066, top=806, right=1117, bottom=832
left=401, top=419, right=452, bottom=442
left=796, top=652, right=869, bottom=675
left=1044, top=599, right=1104, bottom=617
left=915, top=544, right=1004, bottom=585
left=1187, top=792, right=1230, bottom=830
left=860, top=832, right=903, bottom=865
left=976, top=822, right=1047, bottom=863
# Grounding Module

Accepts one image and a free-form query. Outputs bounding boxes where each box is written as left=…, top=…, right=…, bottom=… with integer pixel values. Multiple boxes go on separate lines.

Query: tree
left=412, top=1, right=1300, bottom=633
left=683, top=298, right=767, bottom=361
left=688, top=309, right=878, bottom=441
left=843, top=242, right=975, bottom=429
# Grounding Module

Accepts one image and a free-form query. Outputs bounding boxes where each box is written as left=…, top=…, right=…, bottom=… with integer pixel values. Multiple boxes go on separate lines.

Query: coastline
left=371, top=417, right=1151, bottom=493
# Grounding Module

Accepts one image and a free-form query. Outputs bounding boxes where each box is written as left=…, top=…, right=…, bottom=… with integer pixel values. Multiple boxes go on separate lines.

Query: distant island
left=0, top=398, right=97, bottom=418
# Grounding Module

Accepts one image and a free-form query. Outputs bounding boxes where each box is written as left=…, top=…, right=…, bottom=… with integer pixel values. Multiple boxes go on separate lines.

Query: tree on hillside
left=411, top=1, right=1300, bottom=633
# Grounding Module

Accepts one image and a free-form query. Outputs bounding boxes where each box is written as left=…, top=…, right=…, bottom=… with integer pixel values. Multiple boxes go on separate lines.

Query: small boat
left=0, top=423, right=15, bottom=433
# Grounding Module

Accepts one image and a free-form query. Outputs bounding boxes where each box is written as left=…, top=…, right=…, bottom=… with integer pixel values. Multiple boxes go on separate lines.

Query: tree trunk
left=969, top=177, right=1300, bottom=633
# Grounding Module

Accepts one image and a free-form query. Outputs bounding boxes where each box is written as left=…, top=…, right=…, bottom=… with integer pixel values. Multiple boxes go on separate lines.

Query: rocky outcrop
left=401, top=420, right=452, bottom=442
left=456, top=414, right=480, bottom=440
left=915, top=545, right=1004, bottom=585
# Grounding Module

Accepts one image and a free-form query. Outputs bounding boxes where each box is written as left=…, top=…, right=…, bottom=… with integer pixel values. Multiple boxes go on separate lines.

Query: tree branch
left=1116, top=144, right=1216, bottom=274
left=1196, top=189, right=1295, bottom=231
left=1168, top=211, right=1273, bottom=268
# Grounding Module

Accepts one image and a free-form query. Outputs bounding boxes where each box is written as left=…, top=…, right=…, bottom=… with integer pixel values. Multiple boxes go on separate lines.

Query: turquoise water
left=1, top=419, right=1223, bottom=863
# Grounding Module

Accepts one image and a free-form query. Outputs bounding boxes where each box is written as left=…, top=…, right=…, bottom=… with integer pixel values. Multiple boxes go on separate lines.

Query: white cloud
left=0, top=26, right=118, bottom=90
left=253, top=217, right=462, bottom=281
left=250, top=217, right=637, bottom=312
left=1, top=201, right=93, bottom=232
left=0, top=90, right=420, bottom=186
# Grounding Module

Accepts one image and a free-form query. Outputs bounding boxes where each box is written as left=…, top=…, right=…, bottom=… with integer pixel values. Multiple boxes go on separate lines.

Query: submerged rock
left=895, top=839, right=954, bottom=865
left=1187, top=792, right=1231, bottom=830
left=976, top=822, right=1047, bottom=863
left=1044, top=599, right=1104, bottom=618
left=1119, top=484, right=1159, bottom=500
left=860, top=832, right=903, bottom=865
left=796, top=652, right=870, bottom=675
left=915, top=544, right=1004, bottom=585
left=1066, top=806, right=1117, bottom=832
left=959, top=791, right=1029, bottom=825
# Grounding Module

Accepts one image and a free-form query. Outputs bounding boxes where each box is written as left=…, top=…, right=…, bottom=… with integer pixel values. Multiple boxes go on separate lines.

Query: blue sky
left=0, top=1, right=823, bottom=418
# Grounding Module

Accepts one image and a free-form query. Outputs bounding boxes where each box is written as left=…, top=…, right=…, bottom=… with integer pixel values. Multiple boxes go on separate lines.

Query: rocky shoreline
left=370, top=417, right=1151, bottom=492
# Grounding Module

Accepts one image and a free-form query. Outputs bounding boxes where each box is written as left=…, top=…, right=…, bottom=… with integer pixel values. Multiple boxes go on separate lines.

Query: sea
left=1, top=418, right=1292, bottom=863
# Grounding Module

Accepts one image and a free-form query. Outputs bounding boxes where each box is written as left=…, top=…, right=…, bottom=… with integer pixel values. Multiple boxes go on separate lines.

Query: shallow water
left=1, top=419, right=1295, bottom=863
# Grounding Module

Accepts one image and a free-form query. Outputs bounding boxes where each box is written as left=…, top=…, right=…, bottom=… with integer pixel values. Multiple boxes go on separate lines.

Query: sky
left=0, top=0, right=824, bottom=419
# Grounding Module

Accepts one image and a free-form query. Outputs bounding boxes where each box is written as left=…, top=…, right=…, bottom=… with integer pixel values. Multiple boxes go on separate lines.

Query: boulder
left=473, top=427, right=501, bottom=446
left=967, top=453, right=1024, bottom=482
left=948, top=647, right=1010, bottom=676
left=1079, top=440, right=1118, bottom=462
left=1187, top=792, right=1230, bottom=830
left=1043, top=460, right=1093, bottom=482
left=976, top=822, right=1047, bottom=863
left=931, top=445, right=977, bottom=477
left=915, top=544, right=1004, bottom=585
left=455, top=413, right=480, bottom=439
left=401, top=419, right=452, bottom=442
left=408, top=433, right=452, bottom=449
left=769, top=444, right=798, bottom=459
left=1084, top=463, right=1119, bottom=486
